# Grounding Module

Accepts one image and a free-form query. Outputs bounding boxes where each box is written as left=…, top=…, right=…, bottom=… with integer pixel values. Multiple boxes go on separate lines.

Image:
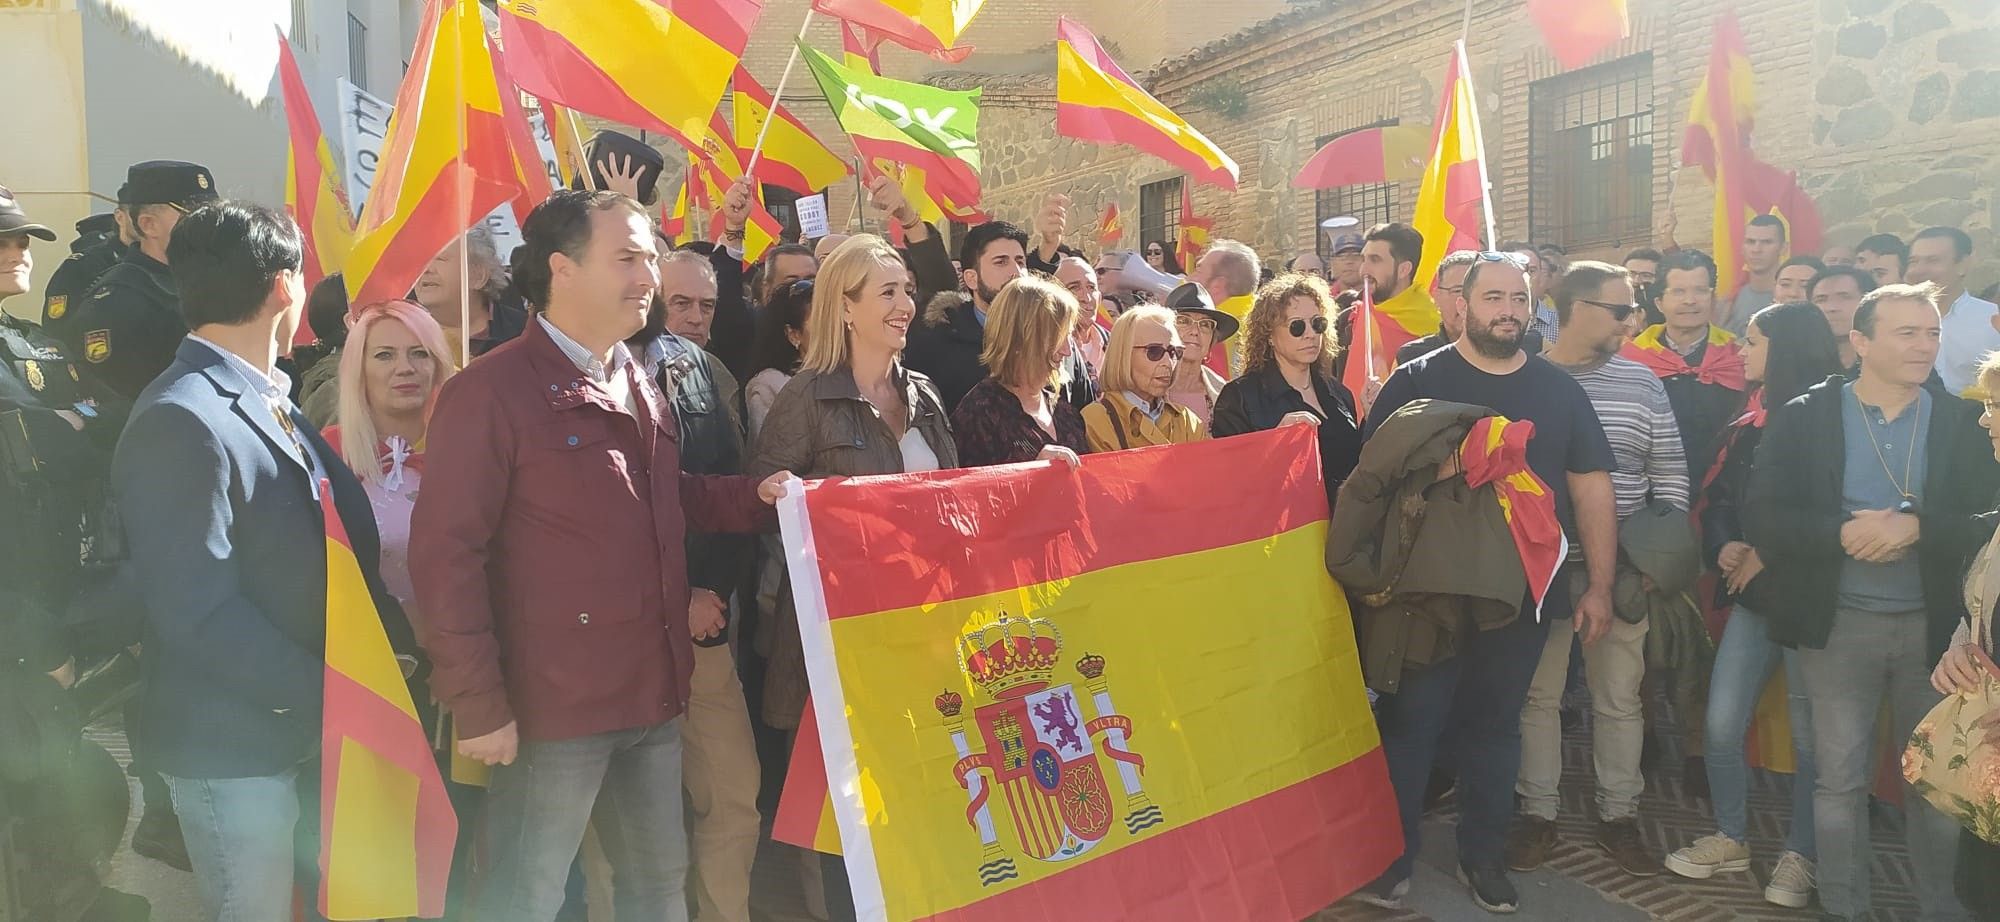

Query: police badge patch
left=84, top=330, right=110, bottom=363
left=46, top=294, right=66, bottom=319
left=23, top=360, right=44, bottom=391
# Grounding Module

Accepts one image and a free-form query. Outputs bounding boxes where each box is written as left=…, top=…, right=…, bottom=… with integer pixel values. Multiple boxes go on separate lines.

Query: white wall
left=0, top=2, right=92, bottom=319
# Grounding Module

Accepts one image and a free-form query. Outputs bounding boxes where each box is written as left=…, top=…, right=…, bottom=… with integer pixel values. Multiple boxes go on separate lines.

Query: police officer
left=41, top=197, right=130, bottom=347
left=69, top=160, right=218, bottom=398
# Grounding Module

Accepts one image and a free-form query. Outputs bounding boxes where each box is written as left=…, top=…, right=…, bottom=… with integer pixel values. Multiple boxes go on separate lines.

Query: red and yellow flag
left=1411, top=41, right=1489, bottom=289
left=497, top=0, right=760, bottom=156
left=1460, top=417, right=1567, bottom=614
left=732, top=67, right=851, bottom=196
left=1526, top=0, right=1629, bottom=70
left=1683, top=13, right=1756, bottom=299
left=275, top=29, right=353, bottom=309
left=345, top=0, right=525, bottom=308
left=1622, top=324, right=1748, bottom=392
left=1292, top=124, right=1431, bottom=190
left=660, top=180, right=689, bottom=246
left=812, top=0, right=983, bottom=63
left=316, top=479, right=455, bottom=919
left=1057, top=17, right=1238, bottom=190
left=695, top=114, right=785, bottom=262
left=543, top=99, right=589, bottom=187
left=769, top=426, right=1400, bottom=920
left=1097, top=200, right=1123, bottom=250
left=1343, top=281, right=1439, bottom=416
left=1175, top=180, right=1212, bottom=274
left=488, top=36, right=555, bottom=224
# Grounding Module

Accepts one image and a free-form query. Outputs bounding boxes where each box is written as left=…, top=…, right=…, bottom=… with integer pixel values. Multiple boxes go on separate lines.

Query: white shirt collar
left=187, top=334, right=292, bottom=401
left=538, top=315, right=631, bottom=383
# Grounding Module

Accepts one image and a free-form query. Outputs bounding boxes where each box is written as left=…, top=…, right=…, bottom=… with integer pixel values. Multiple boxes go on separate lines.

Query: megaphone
left=1108, top=250, right=1183, bottom=299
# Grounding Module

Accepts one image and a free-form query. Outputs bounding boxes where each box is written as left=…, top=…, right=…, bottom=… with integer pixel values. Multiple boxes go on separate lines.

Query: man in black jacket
left=1745, top=282, right=1998, bottom=922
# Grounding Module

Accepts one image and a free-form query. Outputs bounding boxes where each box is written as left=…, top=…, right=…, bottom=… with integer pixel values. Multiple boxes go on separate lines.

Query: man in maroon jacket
left=411, top=190, right=789, bottom=922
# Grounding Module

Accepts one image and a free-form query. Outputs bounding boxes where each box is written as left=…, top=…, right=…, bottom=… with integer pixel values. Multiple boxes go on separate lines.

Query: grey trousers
left=1795, top=607, right=1970, bottom=921
left=468, top=719, right=690, bottom=922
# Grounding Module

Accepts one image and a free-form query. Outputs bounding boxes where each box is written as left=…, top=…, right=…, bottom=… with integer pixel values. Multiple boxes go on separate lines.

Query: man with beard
left=1352, top=252, right=1617, bottom=915
left=1624, top=247, right=1665, bottom=329
left=1621, top=249, right=1749, bottom=479
left=1508, top=262, right=1688, bottom=879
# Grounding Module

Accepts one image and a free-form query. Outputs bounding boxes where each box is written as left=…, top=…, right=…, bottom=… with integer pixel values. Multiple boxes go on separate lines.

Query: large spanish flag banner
left=1056, top=17, right=1238, bottom=191
left=495, top=0, right=762, bottom=157
left=275, top=30, right=353, bottom=302
left=732, top=66, right=852, bottom=197
left=774, top=426, right=1400, bottom=921
left=1410, top=41, right=1488, bottom=290
left=345, top=0, right=524, bottom=308
left=316, top=480, right=455, bottom=919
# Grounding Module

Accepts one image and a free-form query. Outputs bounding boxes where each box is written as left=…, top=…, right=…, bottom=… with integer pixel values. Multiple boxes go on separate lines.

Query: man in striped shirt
left=1507, top=261, right=1690, bottom=879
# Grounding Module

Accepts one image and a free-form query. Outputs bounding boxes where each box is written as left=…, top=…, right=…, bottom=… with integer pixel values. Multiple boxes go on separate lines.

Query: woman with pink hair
left=322, top=300, right=457, bottom=625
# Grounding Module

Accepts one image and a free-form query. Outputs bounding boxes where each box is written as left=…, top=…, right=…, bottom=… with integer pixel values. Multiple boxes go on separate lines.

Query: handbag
left=1904, top=536, right=2000, bottom=844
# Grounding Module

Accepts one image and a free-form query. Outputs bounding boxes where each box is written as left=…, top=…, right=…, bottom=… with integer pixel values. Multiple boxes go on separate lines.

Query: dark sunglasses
left=1286, top=316, right=1330, bottom=337
left=1576, top=298, right=1638, bottom=321
left=786, top=278, right=815, bottom=295
left=1133, top=343, right=1185, bottom=362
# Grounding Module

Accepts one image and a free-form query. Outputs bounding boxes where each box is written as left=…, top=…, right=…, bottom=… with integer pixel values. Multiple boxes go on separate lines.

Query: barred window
left=1529, top=53, right=1654, bottom=249
left=347, top=13, right=368, bottom=92
left=1138, top=177, right=1182, bottom=264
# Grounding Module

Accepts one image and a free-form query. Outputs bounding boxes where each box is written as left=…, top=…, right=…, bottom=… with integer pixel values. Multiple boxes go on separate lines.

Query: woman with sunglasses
left=1081, top=305, right=1207, bottom=451
left=1663, top=301, right=1843, bottom=905
left=951, top=276, right=1090, bottom=467
left=1211, top=273, right=1362, bottom=505
left=1143, top=239, right=1183, bottom=275
left=745, top=277, right=814, bottom=442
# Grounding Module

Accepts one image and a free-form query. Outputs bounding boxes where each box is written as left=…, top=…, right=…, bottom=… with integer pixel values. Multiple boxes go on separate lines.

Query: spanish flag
left=1343, top=281, right=1440, bottom=415
left=1292, top=123, right=1431, bottom=190
left=770, top=426, right=1400, bottom=920
left=812, top=0, right=983, bottom=63
left=1097, top=200, right=1123, bottom=250
left=1526, top=0, right=1629, bottom=70
left=731, top=67, right=851, bottom=197
left=1683, top=12, right=1756, bottom=299
left=489, top=35, right=555, bottom=221
left=275, top=29, right=353, bottom=305
left=1460, top=417, right=1567, bottom=612
left=660, top=180, right=688, bottom=246
left=1056, top=17, right=1239, bottom=191
left=694, top=115, right=785, bottom=263
left=345, top=0, right=525, bottom=308
left=1175, top=180, right=1211, bottom=275
left=316, top=479, right=455, bottom=919
left=496, top=0, right=762, bottom=156
left=1410, top=42, right=1489, bottom=289
left=1621, top=324, right=1748, bottom=392
left=543, top=99, right=589, bottom=187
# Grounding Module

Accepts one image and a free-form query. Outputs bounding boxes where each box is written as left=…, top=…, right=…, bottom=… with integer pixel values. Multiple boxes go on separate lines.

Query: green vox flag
left=798, top=41, right=982, bottom=194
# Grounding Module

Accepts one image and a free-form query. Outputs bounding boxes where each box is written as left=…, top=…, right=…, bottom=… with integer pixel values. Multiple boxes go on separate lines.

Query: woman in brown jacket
left=747, top=235, right=958, bottom=733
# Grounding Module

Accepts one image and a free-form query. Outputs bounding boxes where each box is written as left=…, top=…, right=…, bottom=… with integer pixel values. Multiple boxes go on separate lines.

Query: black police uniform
left=69, top=249, right=185, bottom=399
left=40, top=239, right=125, bottom=349
left=0, top=313, right=121, bottom=609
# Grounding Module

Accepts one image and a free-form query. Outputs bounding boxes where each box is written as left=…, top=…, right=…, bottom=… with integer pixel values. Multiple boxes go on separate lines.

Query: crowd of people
left=1, top=152, right=1998, bottom=922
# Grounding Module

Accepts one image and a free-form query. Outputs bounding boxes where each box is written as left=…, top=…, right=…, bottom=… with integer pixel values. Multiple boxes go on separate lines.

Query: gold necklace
left=1856, top=392, right=1921, bottom=508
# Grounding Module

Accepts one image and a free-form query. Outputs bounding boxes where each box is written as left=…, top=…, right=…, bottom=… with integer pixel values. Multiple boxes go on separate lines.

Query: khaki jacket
left=1080, top=391, right=1207, bottom=453
left=745, top=362, right=957, bottom=728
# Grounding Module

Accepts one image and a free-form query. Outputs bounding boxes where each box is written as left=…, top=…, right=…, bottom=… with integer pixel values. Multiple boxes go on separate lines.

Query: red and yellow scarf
left=1621, top=324, right=1748, bottom=392
left=1461, top=416, right=1568, bottom=614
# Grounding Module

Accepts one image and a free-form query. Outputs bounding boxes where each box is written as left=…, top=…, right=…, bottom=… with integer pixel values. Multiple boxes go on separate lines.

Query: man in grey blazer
left=111, top=200, right=411, bottom=922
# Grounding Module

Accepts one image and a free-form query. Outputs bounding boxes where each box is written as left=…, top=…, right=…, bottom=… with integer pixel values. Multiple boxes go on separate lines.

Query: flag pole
left=458, top=5, right=473, bottom=364
left=1456, top=39, right=1500, bottom=248
left=746, top=9, right=816, bottom=176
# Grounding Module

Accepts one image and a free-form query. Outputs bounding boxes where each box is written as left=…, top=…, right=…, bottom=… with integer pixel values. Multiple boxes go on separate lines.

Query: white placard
left=334, top=77, right=555, bottom=263
left=794, top=192, right=830, bottom=239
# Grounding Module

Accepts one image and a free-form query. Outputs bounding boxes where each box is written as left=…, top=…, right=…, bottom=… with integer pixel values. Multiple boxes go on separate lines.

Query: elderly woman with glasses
left=1080, top=305, right=1208, bottom=451
left=1212, top=273, right=1362, bottom=504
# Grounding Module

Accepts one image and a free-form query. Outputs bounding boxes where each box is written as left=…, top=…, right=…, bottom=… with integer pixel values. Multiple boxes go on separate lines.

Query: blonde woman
left=748, top=235, right=957, bottom=730
left=1080, top=305, right=1207, bottom=451
left=322, top=300, right=457, bottom=624
left=951, top=275, right=1090, bottom=466
left=1212, top=272, right=1362, bottom=503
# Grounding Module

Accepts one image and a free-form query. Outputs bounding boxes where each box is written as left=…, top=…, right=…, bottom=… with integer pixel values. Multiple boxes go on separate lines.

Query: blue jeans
left=1703, top=604, right=1816, bottom=857
left=164, top=762, right=322, bottom=922
left=468, top=719, right=690, bottom=922
left=1376, top=606, right=1550, bottom=880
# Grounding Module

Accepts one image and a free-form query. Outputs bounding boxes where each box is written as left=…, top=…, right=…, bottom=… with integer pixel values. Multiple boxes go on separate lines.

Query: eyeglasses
left=1133, top=343, right=1185, bottom=362
left=1576, top=298, right=1638, bottom=321
left=1286, top=316, right=1331, bottom=337
left=1174, top=315, right=1217, bottom=332
left=1475, top=251, right=1529, bottom=269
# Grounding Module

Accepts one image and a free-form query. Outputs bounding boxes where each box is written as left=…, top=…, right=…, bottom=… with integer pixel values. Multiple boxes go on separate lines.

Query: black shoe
left=1347, top=872, right=1410, bottom=910
left=131, top=810, right=192, bottom=872
left=1682, top=756, right=1710, bottom=800
left=1456, top=864, right=1519, bottom=914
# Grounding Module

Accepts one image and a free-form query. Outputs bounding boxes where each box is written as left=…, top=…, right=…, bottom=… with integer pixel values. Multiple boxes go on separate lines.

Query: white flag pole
left=745, top=9, right=817, bottom=176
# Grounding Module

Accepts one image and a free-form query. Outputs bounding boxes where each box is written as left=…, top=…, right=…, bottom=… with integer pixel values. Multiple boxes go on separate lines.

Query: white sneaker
left=1663, top=833, right=1751, bottom=879
left=1764, top=850, right=1815, bottom=908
